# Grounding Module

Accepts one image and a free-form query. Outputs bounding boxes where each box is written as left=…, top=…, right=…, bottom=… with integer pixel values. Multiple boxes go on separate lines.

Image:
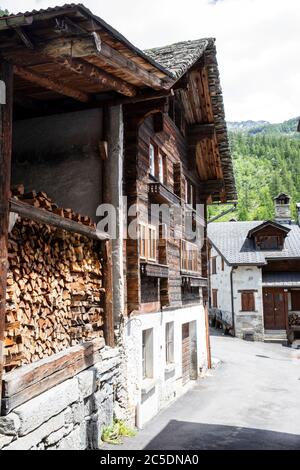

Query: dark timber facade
left=0, top=4, right=235, bottom=438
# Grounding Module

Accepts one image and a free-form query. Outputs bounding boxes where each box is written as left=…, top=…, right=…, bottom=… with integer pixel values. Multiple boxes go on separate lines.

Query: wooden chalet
left=0, top=3, right=236, bottom=432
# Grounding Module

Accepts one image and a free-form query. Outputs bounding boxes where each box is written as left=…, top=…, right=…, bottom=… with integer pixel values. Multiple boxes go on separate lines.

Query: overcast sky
left=1, top=0, right=299, bottom=122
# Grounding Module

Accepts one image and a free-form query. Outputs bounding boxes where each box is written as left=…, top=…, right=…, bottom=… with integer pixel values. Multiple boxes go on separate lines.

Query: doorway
left=263, top=288, right=287, bottom=330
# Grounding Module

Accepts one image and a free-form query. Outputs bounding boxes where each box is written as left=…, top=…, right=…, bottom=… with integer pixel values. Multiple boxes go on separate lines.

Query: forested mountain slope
left=209, top=117, right=300, bottom=222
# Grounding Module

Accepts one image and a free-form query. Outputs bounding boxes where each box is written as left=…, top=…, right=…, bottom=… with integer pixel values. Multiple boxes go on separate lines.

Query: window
left=291, top=291, right=300, bottom=311
left=212, top=289, right=218, bottom=308
left=241, top=291, right=255, bottom=312
left=211, top=257, right=217, bottom=275
left=148, top=225, right=157, bottom=262
left=221, top=258, right=225, bottom=271
left=181, top=240, right=198, bottom=272
left=158, top=152, right=167, bottom=184
left=256, top=235, right=280, bottom=250
left=185, top=179, right=196, bottom=208
left=149, top=143, right=168, bottom=184
left=165, top=322, right=174, bottom=364
left=149, top=143, right=156, bottom=177
left=142, top=329, right=153, bottom=379
left=139, top=223, right=157, bottom=262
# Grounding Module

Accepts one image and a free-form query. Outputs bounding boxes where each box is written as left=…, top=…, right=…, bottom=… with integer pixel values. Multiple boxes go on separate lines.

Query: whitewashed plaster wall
left=123, top=304, right=208, bottom=428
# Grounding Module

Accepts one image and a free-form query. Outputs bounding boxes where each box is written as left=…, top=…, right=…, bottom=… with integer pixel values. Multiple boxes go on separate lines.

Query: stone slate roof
left=144, top=39, right=213, bottom=80
left=262, top=272, right=300, bottom=288
left=208, top=221, right=300, bottom=266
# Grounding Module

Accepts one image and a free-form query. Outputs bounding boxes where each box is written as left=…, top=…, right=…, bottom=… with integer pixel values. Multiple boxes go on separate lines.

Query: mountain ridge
left=227, top=117, right=299, bottom=138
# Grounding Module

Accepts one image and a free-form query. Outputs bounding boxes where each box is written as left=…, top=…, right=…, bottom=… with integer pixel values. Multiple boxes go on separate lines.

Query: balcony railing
left=148, top=181, right=181, bottom=206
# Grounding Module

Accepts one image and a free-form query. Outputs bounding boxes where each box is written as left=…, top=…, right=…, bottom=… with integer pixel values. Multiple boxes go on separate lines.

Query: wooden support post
left=0, top=61, right=13, bottom=410
left=205, top=304, right=212, bottom=370
left=103, top=240, right=114, bottom=347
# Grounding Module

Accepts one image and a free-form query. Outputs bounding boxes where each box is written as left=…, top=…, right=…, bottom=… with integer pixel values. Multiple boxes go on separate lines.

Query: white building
left=208, top=195, right=300, bottom=344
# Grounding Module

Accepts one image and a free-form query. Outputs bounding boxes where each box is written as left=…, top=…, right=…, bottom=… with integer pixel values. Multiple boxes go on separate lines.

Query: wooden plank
left=10, top=198, right=109, bottom=241
left=205, top=304, right=212, bottom=369
left=13, top=64, right=89, bottom=103
left=14, top=27, right=34, bottom=50
left=40, top=34, right=169, bottom=90
left=1, top=338, right=105, bottom=415
left=0, top=61, right=13, bottom=413
left=0, top=15, right=34, bottom=31
left=188, top=123, right=215, bottom=144
left=44, top=55, right=137, bottom=97
left=103, top=240, right=114, bottom=348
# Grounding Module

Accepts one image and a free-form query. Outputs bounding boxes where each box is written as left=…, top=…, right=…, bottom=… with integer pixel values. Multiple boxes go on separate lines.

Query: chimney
left=274, top=193, right=291, bottom=224
left=296, top=203, right=300, bottom=226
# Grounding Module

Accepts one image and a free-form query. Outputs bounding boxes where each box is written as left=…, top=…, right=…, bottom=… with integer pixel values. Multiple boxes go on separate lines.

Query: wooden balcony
left=181, top=273, right=208, bottom=287
left=141, top=262, right=169, bottom=278
left=184, top=206, right=204, bottom=227
left=148, top=181, right=181, bottom=206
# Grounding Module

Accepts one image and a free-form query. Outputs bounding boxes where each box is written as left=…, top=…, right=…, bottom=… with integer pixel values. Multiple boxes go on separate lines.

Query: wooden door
left=182, top=323, right=190, bottom=385
left=263, top=288, right=287, bottom=330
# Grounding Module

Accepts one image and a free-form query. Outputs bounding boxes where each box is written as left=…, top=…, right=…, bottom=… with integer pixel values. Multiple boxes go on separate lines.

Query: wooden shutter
left=212, top=289, right=218, bottom=308
left=241, top=292, right=255, bottom=312
left=211, top=257, right=217, bottom=275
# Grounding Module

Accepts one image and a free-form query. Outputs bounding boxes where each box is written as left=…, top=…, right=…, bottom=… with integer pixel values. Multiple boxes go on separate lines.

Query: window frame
left=241, top=291, right=256, bottom=312
left=139, top=223, right=157, bottom=263
left=211, top=257, right=217, bottom=275
left=142, top=328, right=154, bottom=380
left=157, top=151, right=167, bottom=185
left=212, top=289, right=218, bottom=308
left=149, top=142, right=156, bottom=177
left=165, top=322, right=174, bottom=365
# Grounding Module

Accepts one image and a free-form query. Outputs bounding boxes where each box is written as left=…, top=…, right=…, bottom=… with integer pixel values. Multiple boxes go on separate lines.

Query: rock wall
left=0, top=347, right=120, bottom=450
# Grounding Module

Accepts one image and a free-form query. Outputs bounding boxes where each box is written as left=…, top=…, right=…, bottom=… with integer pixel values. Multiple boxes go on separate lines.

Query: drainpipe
left=230, top=266, right=236, bottom=336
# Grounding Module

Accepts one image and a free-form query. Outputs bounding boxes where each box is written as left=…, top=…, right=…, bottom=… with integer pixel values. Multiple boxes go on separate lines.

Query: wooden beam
left=9, top=198, right=110, bottom=241
left=198, top=179, right=225, bottom=194
left=14, top=27, right=34, bottom=49
left=153, top=112, right=164, bottom=133
left=103, top=240, right=114, bottom=348
left=48, top=56, right=137, bottom=97
left=40, top=34, right=170, bottom=90
left=13, top=64, right=90, bottom=103
left=188, top=123, right=216, bottom=144
left=0, top=61, right=13, bottom=413
left=1, top=338, right=105, bottom=415
left=0, top=15, right=34, bottom=31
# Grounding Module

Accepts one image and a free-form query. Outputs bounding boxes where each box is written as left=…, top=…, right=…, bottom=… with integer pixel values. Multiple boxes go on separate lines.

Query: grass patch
left=102, top=420, right=137, bottom=445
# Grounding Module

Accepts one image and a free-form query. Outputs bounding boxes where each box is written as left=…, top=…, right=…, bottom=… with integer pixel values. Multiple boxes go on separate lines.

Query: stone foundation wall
left=0, top=347, right=120, bottom=450
left=235, top=314, right=264, bottom=341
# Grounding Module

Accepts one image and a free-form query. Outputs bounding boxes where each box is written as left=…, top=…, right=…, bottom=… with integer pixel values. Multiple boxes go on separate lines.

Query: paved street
left=112, top=331, right=300, bottom=450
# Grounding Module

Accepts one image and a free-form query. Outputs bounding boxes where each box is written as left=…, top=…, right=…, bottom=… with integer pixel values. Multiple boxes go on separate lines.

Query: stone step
left=264, top=330, right=287, bottom=335
left=264, top=338, right=288, bottom=345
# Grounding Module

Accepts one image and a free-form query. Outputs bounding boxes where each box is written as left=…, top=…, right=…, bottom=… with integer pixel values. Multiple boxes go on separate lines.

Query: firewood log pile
left=289, top=312, right=300, bottom=327
left=4, top=186, right=105, bottom=372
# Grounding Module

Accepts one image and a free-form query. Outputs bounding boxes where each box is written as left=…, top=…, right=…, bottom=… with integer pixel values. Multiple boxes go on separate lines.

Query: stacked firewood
left=4, top=187, right=104, bottom=372
left=289, top=313, right=300, bottom=327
